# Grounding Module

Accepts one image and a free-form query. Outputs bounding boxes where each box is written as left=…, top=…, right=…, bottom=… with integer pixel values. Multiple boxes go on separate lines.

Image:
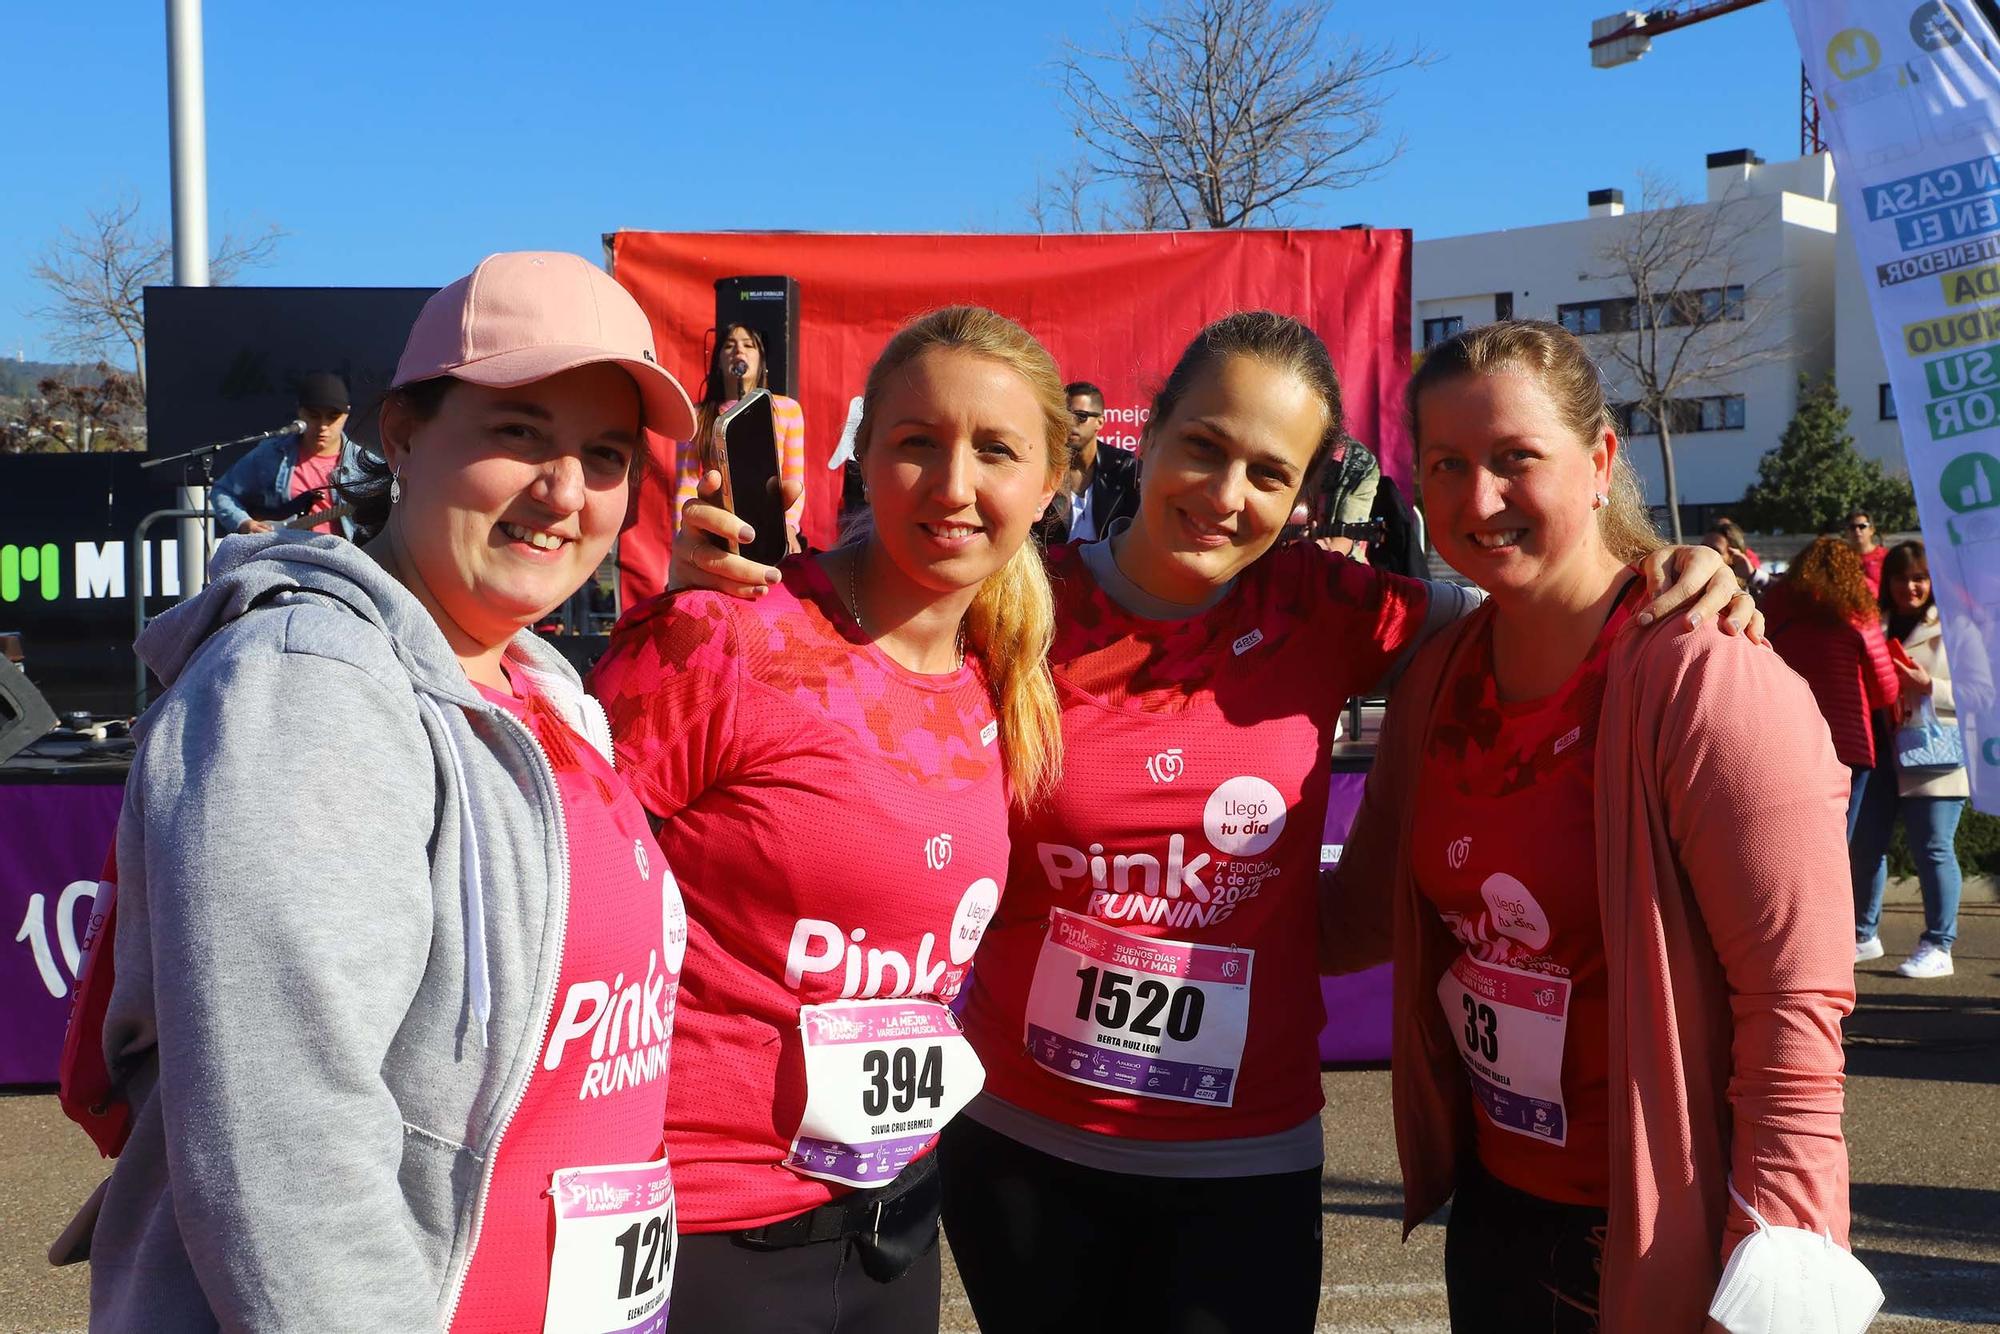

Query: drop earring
left=390, top=468, right=404, bottom=504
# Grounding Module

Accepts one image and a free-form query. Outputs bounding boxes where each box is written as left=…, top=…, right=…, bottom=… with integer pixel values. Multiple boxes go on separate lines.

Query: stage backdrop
left=608, top=229, right=1412, bottom=604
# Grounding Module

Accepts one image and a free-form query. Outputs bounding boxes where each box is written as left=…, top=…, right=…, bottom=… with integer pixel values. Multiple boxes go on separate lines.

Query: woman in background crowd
left=69, top=252, right=693, bottom=1332
left=1765, top=534, right=1902, bottom=962
left=677, top=310, right=1753, bottom=1334
left=675, top=321, right=807, bottom=532
left=592, top=306, right=1066, bottom=1333
left=1330, top=320, right=1864, bottom=1333
left=1850, top=539, right=1967, bottom=978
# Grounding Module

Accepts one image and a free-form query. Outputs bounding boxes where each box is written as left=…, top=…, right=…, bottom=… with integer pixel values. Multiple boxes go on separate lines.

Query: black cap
left=297, top=372, right=350, bottom=412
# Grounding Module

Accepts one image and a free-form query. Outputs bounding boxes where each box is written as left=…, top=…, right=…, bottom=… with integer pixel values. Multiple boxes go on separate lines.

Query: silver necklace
left=843, top=552, right=965, bottom=671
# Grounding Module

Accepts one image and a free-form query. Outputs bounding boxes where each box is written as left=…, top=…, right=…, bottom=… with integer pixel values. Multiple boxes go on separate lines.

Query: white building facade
left=1414, top=150, right=1908, bottom=524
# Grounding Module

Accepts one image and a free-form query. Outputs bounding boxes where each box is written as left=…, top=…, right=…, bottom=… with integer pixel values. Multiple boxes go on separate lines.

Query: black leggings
left=667, top=1223, right=942, bottom=1334
left=937, top=1115, right=1323, bottom=1334
left=1443, top=1164, right=1608, bottom=1334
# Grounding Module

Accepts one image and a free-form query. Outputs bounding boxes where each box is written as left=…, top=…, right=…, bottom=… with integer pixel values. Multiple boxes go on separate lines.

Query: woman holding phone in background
left=675, top=322, right=807, bottom=534
left=592, top=306, right=1068, bottom=1333
left=674, top=310, right=1755, bottom=1334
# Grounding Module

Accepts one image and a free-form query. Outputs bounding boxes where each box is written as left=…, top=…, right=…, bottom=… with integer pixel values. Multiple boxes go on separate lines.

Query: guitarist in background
left=211, top=372, right=362, bottom=537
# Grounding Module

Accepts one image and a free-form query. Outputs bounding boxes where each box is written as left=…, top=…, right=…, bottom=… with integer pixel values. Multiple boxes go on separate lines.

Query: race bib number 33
left=1435, top=953, right=1571, bottom=1145
left=1024, top=906, right=1252, bottom=1106
left=542, top=1158, right=675, bottom=1334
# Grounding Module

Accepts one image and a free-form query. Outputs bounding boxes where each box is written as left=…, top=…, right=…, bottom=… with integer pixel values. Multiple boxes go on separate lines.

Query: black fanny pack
left=733, top=1152, right=941, bottom=1282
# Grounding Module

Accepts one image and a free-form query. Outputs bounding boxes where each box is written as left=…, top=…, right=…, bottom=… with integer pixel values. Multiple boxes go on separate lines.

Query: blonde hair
left=852, top=306, right=1071, bottom=808
left=1406, top=319, right=1662, bottom=564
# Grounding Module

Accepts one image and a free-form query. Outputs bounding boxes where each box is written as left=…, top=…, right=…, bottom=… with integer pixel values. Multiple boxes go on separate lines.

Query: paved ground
left=6, top=898, right=1997, bottom=1333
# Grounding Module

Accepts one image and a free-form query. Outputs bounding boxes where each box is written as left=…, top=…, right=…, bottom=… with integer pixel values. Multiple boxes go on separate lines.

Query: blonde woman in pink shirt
left=1329, top=321, right=1873, bottom=1333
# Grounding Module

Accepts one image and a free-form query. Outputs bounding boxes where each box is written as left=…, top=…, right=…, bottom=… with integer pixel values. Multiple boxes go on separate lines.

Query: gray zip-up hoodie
left=73, top=533, right=610, bottom=1333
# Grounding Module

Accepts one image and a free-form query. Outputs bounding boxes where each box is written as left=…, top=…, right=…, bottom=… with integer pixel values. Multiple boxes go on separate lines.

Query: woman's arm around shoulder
left=1320, top=625, right=1467, bottom=973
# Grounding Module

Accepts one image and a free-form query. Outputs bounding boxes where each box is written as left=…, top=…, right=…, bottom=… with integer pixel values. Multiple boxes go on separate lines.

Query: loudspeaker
left=715, top=276, right=801, bottom=398
left=0, top=658, right=58, bottom=765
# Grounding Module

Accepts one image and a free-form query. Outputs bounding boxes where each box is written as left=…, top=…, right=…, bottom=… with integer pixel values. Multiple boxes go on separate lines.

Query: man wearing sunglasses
left=1036, top=380, right=1138, bottom=544
left=1846, top=510, right=1887, bottom=595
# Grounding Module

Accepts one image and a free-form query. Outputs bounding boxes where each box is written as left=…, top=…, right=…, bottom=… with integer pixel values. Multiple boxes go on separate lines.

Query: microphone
left=141, top=418, right=309, bottom=468
left=727, top=358, right=750, bottom=379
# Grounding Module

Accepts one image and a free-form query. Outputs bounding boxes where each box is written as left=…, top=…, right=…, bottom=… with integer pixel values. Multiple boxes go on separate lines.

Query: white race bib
left=1023, top=906, right=1252, bottom=1106
left=542, top=1157, right=675, bottom=1334
left=1436, top=953, right=1571, bottom=1144
left=785, top=998, right=984, bottom=1189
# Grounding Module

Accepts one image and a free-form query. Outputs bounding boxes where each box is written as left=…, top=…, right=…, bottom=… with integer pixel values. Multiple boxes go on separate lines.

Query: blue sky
left=1, top=0, right=1805, bottom=364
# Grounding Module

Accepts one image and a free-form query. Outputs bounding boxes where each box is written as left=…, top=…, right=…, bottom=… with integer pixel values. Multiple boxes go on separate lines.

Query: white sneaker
left=1897, top=944, right=1954, bottom=979
left=1855, top=937, right=1885, bottom=962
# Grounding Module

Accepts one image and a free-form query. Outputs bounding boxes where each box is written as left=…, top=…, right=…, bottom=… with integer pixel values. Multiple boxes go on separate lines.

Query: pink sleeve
left=587, top=595, right=741, bottom=818
left=1297, top=547, right=1433, bottom=693
left=777, top=396, right=806, bottom=529
left=1858, top=619, right=1898, bottom=711
left=1656, top=636, right=1855, bottom=1257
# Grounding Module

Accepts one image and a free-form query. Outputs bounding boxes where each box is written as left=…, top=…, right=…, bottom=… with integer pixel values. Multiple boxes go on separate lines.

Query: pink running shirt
left=962, top=541, right=1428, bottom=1142
left=590, top=556, right=1009, bottom=1232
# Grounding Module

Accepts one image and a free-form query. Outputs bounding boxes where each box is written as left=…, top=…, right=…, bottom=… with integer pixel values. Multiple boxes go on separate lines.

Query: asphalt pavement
left=6, top=898, right=1997, bottom=1333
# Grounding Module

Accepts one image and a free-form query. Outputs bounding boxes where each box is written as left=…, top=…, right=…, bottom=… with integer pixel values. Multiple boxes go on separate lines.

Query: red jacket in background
left=1764, top=585, right=1898, bottom=767
left=1859, top=545, right=1887, bottom=597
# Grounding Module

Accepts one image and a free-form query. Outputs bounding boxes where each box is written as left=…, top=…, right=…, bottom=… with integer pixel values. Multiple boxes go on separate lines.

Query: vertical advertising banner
left=1788, top=1, right=2000, bottom=812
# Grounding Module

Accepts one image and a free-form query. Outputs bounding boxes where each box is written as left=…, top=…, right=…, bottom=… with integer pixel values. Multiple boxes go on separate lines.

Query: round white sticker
left=1479, top=872, right=1550, bottom=951
left=949, top=878, right=1001, bottom=964
left=662, top=867, right=689, bottom=975
left=1201, top=777, right=1286, bottom=857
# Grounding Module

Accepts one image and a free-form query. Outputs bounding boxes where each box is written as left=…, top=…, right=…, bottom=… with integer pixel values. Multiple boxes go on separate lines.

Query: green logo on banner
left=1941, top=452, right=2000, bottom=511
left=0, top=543, right=61, bottom=603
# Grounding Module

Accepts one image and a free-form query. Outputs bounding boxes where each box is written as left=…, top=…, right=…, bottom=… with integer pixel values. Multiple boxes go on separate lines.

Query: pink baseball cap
left=392, top=251, right=696, bottom=440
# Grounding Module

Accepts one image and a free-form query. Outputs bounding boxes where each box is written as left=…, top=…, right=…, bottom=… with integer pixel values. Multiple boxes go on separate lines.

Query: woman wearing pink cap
left=65, top=252, right=697, bottom=1334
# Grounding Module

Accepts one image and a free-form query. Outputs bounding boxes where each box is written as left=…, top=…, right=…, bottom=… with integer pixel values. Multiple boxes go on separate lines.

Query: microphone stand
left=141, top=423, right=294, bottom=564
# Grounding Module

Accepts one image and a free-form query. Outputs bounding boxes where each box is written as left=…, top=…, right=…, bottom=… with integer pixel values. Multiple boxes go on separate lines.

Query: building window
left=1880, top=384, right=1897, bottom=420
left=1422, top=316, right=1465, bottom=348
left=1616, top=395, right=1746, bottom=435
left=1561, top=285, right=1746, bottom=336
left=1558, top=301, right=1614, bottom=335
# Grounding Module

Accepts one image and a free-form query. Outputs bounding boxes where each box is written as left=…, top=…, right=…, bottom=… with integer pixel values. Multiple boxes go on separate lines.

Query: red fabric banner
left=609, top=229, right=1411, bottom=608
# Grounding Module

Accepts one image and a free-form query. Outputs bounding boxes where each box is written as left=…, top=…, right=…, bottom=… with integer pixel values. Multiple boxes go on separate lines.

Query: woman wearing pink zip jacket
left=1325, top=321, right=1873, bottom=1333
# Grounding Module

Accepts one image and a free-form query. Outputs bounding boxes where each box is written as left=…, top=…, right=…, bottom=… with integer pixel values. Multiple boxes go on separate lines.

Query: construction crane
left=1588, top=1, right=1825, bottom=156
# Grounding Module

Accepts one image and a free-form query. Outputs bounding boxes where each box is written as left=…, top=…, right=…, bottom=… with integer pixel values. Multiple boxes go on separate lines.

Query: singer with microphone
left=210, top=372, right=363, bottom=537
left=675, top=324, right=805, bottom=533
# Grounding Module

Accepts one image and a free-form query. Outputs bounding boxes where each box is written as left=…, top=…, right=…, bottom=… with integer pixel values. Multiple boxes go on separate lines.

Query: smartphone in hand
left=706, top=389, right=790, bottom=566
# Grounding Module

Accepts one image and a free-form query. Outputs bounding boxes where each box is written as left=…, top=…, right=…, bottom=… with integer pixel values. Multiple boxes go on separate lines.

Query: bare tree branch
left=1585, top=172, right=1792, bottom=542
left=1050, top=0, right=1427, bottom=230
left=30, top=193, right=283, bottom=393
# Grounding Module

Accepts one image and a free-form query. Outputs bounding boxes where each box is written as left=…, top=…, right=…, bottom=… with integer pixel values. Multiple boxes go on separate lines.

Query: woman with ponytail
left=589, top=305, right=1066, bottom=1333
left=675, top=310, right=1758, bottom=1333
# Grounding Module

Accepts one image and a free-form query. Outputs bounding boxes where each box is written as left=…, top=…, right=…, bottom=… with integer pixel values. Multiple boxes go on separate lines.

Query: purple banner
left=0, top=784, right=124, bottom=1084
left=1317, top=769, right=1392, bottom=1064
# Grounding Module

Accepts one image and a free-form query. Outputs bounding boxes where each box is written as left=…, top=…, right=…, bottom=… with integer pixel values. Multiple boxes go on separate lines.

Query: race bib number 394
left=542, top=1158, right=675, bottom=1334
left=786, top=998, right=984, bottom=1189
left=1024, top=906, right=1252, bottom=1106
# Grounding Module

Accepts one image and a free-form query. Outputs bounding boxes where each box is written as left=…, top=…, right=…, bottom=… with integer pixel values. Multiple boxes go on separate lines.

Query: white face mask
left=1708, top=1181, right=1883, bottom=1334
